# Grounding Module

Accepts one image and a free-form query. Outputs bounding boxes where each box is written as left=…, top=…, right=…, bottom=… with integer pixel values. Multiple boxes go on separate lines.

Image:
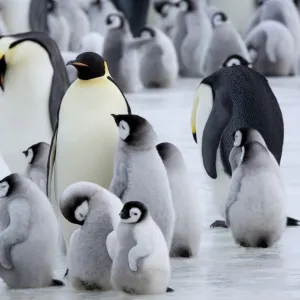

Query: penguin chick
left=245, top=20, right=295, bottom=76
left=103, top=13, right=142, bottom=93
left=222, top=54, right=252, bottom=68
left=60, top=182, right=122, bottom=291
left=137, top=26, right=179, bottom=88
left=109, top=201, right=173, bottom=295
left=79, top=32, right=105, bottom=55
left=179, top=0, right=213, bottom=77
left=203, top=12, right=250, bottom=76
left=110, top=114, right=175, bottom=248
left=226, top=129, right=286, bottom=248
left=0, top=174, right=63, bottom=289
left=22, top=142, right=50, bottom=194
left=157, top=142, right=201, bottom=258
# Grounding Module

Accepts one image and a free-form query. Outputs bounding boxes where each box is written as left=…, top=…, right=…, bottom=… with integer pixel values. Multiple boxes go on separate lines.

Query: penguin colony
left=0, top=0, right=299, bottom=296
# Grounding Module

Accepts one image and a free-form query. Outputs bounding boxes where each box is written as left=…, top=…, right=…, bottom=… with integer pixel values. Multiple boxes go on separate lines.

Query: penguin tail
left=51, top=279, right=65, bottom=287
left=166, top=287, right=174, bottom=292
left=286, top=217, right=300, bottom=226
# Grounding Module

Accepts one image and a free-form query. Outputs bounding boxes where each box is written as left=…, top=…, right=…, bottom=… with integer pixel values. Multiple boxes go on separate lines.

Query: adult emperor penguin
left=244, top=0, right=300, bottom=74
left=137, top=26, right=179, bottom=88
left=0, top=174, right=64, bottom=289
left=47, top=52, right=131, bottom=250
left=109, top=201, right=173, bottom=295
left=202, top=12, right=250, bottom=77
left=109, top=114, right=175, bottom=248
left=157, top=142, right=202, bottom=258
left=60, top=182, right=122, bottom=290
left=191, top=65, right=299, bottom=228
left=0, top=32, right=69, bottom=173
left=103, top=13, right=142, bottom=93
left=22, top=142, right=50, bottom=194
left=0, top=0, right=49, bottom=34
left=245, top=20, right=295, bottom=76
left=226, top=129, right=286, bottom=248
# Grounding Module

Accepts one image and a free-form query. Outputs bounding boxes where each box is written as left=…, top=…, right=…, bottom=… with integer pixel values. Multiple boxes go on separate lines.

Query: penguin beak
left=0, top=54, right=7, bottom=91
left=66, top=60, right=89, bottom=68
left=111, top=114, right=121, bottom=125
left=22, top=150, right=28, bottom=157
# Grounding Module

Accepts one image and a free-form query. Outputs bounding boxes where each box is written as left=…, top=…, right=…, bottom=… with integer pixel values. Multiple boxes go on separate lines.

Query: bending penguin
left=245, top=20, right=295, bottom=76
left=103, top=13, right=142, bottom=93
left=109, top=114, right=175, bottom=248
left=136, top=26, right=179, bottom=88
left=202, top=12, right=250, bottom=76
left=0, top=174, right=64, bottom=289
left=190, top=65, right=299, bottom=228
left=23, top=142, right=50, bottom=194
left=226, top=128, right=286, bottom=248
left=0, top=32, right=69, bottom=173
left=108, top=201, right=173, bottom=295
left=47, top=52, right=131, bottom=250
left=60, top=182, right=122, bottom=290
left=157, top=142, right=202, bottom=258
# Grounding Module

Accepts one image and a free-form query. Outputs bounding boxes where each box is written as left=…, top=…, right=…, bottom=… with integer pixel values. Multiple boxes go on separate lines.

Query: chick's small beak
left=66, top=60, right=89, bottom=68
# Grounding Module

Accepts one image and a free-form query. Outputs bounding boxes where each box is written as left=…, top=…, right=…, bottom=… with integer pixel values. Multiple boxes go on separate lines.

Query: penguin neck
left=2, top=0, right=31, bottom=33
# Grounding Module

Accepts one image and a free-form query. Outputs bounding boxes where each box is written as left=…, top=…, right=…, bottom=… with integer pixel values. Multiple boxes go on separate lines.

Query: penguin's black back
left=203, top=65, right=283, bottom=176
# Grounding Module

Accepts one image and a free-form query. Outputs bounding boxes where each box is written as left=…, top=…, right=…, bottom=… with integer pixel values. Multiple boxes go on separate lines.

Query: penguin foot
left=167, top=287, right=174, bottom=292
left=210, top=220, right=228, bottom=228
left=82, top=281, right=98, bottom=290
left=51, top=279, right=65, bottom=286
left=286, top=217, right=300, bottom=226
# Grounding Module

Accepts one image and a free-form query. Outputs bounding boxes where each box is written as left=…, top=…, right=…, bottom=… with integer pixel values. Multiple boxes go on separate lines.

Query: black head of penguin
left=211, top=12, right=228, bottom=28
left=67, top=52, right=106, bottom=80
left=0, top=174, right=22, bottom=198
left=176, top=0, right=197, bottom=13
left=222, top=55, right=252, bottom=68
left=193, top=65, right=283, bottom=179
left=106, top=13, right=125, bottom=29
left=120, top=201, right=149, bottom=224
left=139, top=26, right=156, bottom=38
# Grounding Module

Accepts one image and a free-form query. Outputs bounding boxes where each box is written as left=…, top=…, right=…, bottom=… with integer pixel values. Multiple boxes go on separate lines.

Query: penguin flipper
left=166, top=287, right=174, bottom=292
left=47, top=126, right=58, bottom=198
left=286, top=217, right=300, bottom=226
left=210, top=220, right=228, bottom=228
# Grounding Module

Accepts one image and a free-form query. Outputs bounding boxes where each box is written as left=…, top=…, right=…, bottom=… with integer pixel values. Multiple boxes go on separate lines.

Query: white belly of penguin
left=0, top=64, right=53, bottom=173
left=195, top=85, right=230, bottom=218
left=54, top=80, right=128, bottom=247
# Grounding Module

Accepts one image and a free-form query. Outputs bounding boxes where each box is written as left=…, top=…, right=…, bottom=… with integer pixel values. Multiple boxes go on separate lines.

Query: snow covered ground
left=1, top=77, right=300, bottom=300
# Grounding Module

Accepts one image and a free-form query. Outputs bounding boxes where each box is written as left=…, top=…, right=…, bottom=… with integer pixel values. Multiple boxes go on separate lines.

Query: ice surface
left=1, top=77, right=300, bottom=300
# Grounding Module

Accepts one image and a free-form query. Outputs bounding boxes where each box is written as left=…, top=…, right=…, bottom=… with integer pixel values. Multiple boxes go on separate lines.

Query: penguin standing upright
left=190, top=65, right=298, bottom=228
left=0, top=32, right=69, bottom=173
left=203, top=12, right=250, bottom=76
left=47, top=52, right=131, bottom=250
left=1, top=0, right=50, bottom=34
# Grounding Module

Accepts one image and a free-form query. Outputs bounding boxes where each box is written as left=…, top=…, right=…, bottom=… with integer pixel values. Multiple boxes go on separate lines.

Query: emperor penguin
left=245, top=20, right=295, bottom=76
left=103, top=13, right=142, bottom=93
left=109, top=201, right=173, bottom=295
left=47, top=52, right=131, bottom=250
left=22, top=142, right=50, bottom=194
left=0, top=0, right=49, bottom=34
left=60, top=182, right=122, bottom=290
left=244, top=0, right=300, bottom=74
left=202, top=12, right=250, bottom=77
left=222, top=54, right=252, bottom=68
left=55, top=0, right=91, bottom=51
left=0, top=174, right=64, bottom=289
left=178, top=0, right=213, bottom=77
left=157, top=142, right=202, bottom=258
left=226, top=128, right=286, bottom=248
left=137, top=26, right=179, bottom=88
left=109, top=114, right=175, bottom=248
left=0, top=32, right=69, bottom=173
left=190, top=65, right=299, bottom=228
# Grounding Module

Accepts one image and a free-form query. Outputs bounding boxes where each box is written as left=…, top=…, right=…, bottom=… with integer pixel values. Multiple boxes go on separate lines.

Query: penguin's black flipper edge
left=52, top=279, right=65, bottom=286
left=166, top=287, right=174, bottom=292
left=210, top=220, right=228, bottom=228
left=286, top=217, right=300, bottom=226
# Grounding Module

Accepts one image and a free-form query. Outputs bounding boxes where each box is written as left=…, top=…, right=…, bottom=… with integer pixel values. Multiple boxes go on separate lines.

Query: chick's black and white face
left=120, top=207, right=142, bottom=224
left=106, top=14, right=123, bottom=30
left=226, top=58, right=242, bottom=67
left=74, top=201, right=89, bottom=223
left=23, top=148, right=34, bottom=164
left=0, top=181, right=9, bottom=198
left=118, top=120, right=130, bottom=141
